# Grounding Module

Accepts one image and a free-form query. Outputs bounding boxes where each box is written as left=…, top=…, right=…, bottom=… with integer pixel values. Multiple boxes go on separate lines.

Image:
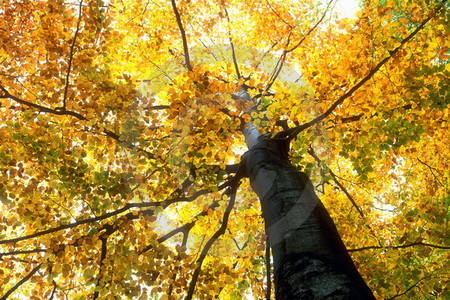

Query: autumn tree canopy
left=0, top=0, right=449, bottom=299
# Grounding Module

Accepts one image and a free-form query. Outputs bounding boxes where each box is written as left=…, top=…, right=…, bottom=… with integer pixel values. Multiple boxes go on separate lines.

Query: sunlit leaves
left=0, top=0, right=449, bottom=298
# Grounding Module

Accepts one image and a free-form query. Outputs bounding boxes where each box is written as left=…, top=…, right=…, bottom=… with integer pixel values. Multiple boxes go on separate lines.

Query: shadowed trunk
left=232, top=87, right=375, bottom=300
left=243, top=133, right=375, bottom=299
left=233, top=86, right=375, bottom=298
left=245, top=137, right=374, bottom=300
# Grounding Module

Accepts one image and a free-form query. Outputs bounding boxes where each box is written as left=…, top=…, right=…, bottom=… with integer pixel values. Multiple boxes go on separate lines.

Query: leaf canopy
left=0, top=0, right=448, bottom=299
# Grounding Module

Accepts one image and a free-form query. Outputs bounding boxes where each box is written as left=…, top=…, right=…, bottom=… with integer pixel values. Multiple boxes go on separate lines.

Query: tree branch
left=49, top=280, right=58, bottom=300
left=265, top=235, right=272, bottom=300
left=265, top=0, right=333, bottom=92
left=223, top=6, right=241, bottom=79
left=286, top=0, right=334, bottom=53
left=93, top=235, right=109, bottom=300
left=62, top=0, right=83, bottom=110
left=308, top=148, right=365, bottom=218
left=140, top=199, right=221, bottom=254
left=339, top=103, right=412, bottom=124
left=265, top=0, right=293, bottom=29
left=417, top=158, right=444, bottom=187
left=0, top=204, right=135, bottom=245
left=348, top=242, right=450, bottom=252
left=1, top=264, right=42, bottom=299
left=0, top=249, right=46, bottom=258
left=0, top=85, right=155, bottom=159
left=171, top=0, right=192, bottom=71
left=185, top=179, right=240, bottom=300
left=385, top=276, right=430, bottom=300
left=282, top=7, right=441, bottom=140
left=0, top=184, right=227, bottom=245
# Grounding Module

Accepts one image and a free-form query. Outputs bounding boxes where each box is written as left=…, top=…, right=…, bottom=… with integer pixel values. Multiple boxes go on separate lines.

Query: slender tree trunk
left=243, top=133, right=375, bottom=299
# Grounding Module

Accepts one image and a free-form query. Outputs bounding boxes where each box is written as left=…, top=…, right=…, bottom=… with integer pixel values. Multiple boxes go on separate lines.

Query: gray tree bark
left=238, top=88, right=375, bottom=299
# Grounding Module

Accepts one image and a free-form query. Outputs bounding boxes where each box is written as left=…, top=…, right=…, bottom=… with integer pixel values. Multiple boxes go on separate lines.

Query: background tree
left=0, top=0, right=448, bottom=299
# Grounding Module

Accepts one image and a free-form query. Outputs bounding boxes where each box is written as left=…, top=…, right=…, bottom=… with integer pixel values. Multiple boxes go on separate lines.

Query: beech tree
left=0, top=0, right=449, bottom=299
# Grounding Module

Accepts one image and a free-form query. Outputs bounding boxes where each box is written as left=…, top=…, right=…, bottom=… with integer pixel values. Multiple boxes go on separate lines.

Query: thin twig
left=308, top=148, right=365, bottom=218
left=348, top=242, right=450, bottom=252
left=417, top=158, right=444, bottom=187
left=385, top=276, right=430, bottom=300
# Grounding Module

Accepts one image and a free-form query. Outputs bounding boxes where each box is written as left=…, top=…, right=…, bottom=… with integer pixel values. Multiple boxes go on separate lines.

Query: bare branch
left=1, top=264, right=42, bottom=299
left=223, top=6, right=241, bottom=79
left=0, top=86, right=156, bottom=158
left=385, top=276, right=430, bottom=300
left=62, top=0, right=83, bottom=109
left=93, top=235, right=109, bottom=300
left=348, top=242, right=450, bottom=252
left=0, top=249, right=46, bottom=258
left=265, top=235, right=272, bottom=300
left=308, top=148, right=365, bottom=218
left=185, top=180, right=240, bottom=300
left=171, top=0, right=192, bottom=71
left=282, top=7, right=441, bottom=140
left=417, top=158, right=444, bottom=187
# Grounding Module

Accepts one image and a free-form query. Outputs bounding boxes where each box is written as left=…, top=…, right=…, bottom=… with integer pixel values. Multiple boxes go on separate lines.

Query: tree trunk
left=243, top=136, right=375, bottom=299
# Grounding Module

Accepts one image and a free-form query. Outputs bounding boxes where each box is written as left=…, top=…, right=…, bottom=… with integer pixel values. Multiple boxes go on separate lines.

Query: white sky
left=333, top=0, right=360, bottom=19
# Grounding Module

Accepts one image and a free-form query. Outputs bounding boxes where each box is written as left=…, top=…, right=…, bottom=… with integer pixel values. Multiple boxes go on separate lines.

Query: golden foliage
left=0, top=0, right=448, bottom=298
